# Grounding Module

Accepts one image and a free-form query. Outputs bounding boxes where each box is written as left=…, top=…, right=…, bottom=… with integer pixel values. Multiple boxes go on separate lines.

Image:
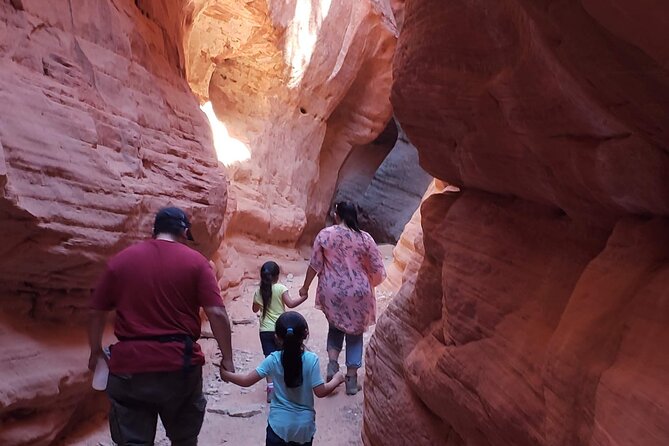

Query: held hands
left=221, top=357, right=235, bottom=373
left=219, top=356, right=235, bottom=382
left=331, top=371, right=345, bottom=386
left=219, top=367, right=232, bottom=383
left=298, top=286, right=309, bottom=299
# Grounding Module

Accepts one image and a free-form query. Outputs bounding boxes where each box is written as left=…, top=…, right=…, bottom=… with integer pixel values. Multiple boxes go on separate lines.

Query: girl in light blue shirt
left=221, top=311, right=344, bottom=445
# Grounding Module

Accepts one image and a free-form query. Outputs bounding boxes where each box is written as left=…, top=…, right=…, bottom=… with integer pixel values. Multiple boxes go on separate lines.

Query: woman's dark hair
left=334, top=201, right=361, bottom=233
left=275, top=311, right=309, bottom=388
left=259, top=261, right=280, bottom=319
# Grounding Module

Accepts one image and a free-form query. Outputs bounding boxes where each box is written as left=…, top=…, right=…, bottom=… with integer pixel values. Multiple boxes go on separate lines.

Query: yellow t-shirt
left=254, top=283, right=288, bottom=332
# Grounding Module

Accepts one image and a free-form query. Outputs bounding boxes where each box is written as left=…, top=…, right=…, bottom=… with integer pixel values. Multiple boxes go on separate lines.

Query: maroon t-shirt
left=91, top=239, right=224, bottom=374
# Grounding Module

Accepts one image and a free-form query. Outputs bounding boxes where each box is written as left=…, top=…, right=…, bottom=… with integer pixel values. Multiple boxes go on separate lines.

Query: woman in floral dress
left=299, top=201, right=386, bottom=395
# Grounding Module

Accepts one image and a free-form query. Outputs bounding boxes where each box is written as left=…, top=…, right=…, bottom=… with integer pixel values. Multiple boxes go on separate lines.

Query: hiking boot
left=345, top=374, right=360, bottom=395
left=326, top=360, right=340, bottom=382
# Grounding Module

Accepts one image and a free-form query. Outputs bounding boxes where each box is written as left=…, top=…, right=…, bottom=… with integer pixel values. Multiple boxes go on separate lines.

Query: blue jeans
left=326, top=325, right=363, bottom=368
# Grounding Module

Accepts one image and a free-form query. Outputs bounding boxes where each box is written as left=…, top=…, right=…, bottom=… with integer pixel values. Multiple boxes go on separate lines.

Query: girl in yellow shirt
left=253, top=261, right=308, bottom=402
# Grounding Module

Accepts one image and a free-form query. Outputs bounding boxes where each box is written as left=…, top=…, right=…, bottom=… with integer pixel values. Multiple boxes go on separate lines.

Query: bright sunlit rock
left=200, top=101, right=251, bottom=166
left=284, top=0, right=331, bottom=88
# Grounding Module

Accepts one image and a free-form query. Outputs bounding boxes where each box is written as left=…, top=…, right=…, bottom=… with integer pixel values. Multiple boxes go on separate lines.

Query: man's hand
left=88, top=349, right=103, bottom=371
left=221, top=357, right=235, bottom=374
left=299, top=286, right=308, bottom=298
left=220, top=367, right=232, bottom=383
left=88, top=309, right=109, bottom=371
left=219, top=364, right=238, bottom=383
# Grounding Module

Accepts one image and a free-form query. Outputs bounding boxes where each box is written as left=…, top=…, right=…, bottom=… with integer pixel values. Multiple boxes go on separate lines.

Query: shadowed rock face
left=333, top=118, right=432, bottom=244
left=365, top=1, right=669, bottom=445
left=355, top=121, right=431, bottom=243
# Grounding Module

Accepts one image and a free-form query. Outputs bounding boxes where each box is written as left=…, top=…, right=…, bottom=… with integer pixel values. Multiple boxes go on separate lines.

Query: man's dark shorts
left=107, top=366, right=206, bottom=446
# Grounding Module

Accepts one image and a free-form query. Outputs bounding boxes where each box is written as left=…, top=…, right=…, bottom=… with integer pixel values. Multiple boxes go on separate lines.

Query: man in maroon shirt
left=88, top=207, right=234, bottom=446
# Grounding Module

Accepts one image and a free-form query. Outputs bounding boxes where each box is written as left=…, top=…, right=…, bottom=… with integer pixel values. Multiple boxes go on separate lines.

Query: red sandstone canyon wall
left=0, top=1, right=227, bottom=444
left=364, top=1, right=669, bottom=445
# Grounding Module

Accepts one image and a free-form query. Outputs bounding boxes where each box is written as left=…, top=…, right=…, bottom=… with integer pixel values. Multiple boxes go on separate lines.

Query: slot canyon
left=0, top=0, right=667, bottom=445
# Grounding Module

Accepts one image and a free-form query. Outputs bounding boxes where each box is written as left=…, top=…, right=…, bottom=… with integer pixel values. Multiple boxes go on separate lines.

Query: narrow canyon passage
left=1, top=0, right=668, bottom=445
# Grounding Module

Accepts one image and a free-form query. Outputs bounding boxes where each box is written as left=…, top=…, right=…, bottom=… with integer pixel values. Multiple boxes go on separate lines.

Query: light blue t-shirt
left=256, top=350, right=324, bottom=443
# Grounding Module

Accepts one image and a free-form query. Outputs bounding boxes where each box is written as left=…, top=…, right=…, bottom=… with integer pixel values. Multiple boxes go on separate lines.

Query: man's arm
left=88, top=264, right=116, bottom=371
left=87, top=309, right=109, bottom=371
left=204, top=305, right=235, bottom=373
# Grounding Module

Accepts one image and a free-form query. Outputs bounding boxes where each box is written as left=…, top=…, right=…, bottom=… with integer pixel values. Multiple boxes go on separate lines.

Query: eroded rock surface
left=185, top=0, right=397, bottom=246
left=365, top=1, right=669, bottom=445
left=0, top=1, right=226, bottom=444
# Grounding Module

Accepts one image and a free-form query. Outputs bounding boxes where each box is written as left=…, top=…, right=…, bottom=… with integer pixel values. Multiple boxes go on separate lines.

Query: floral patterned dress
left=309, top=225, right=386, bottom=335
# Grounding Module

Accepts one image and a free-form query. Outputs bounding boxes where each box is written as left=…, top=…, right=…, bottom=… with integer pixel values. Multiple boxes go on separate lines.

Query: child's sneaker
left=326, top=360, right=340, bottom=382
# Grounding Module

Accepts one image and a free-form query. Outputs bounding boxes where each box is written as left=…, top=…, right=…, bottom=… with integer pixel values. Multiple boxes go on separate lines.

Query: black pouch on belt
left=117, top=333, right=195, bottom=374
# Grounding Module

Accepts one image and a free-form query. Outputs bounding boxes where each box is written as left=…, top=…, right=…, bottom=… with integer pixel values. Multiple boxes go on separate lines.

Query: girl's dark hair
left=335, top=201, right=361, bottom=233
left=259, top=261, right=280, bottom=319
left=275, top=311, right=309, bottom=388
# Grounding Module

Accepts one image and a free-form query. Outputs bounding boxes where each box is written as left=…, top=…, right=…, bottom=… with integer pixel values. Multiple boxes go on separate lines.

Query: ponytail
left=259, top=261, right=280, bottom=319
left=334, top=201, right=361, bottom=233
left=275, top=311, right=309, bottom=388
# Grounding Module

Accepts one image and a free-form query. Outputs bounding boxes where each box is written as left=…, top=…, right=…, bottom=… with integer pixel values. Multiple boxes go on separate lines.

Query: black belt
left=118, top=333, right=196, bottom=374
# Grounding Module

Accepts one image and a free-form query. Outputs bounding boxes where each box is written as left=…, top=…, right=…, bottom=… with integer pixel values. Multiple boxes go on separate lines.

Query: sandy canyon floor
left=60, top=245, right=396, bottom=446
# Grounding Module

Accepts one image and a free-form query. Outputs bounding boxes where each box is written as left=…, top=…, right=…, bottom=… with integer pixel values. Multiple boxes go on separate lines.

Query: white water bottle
left=92, top=348, right=110, bottom=391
